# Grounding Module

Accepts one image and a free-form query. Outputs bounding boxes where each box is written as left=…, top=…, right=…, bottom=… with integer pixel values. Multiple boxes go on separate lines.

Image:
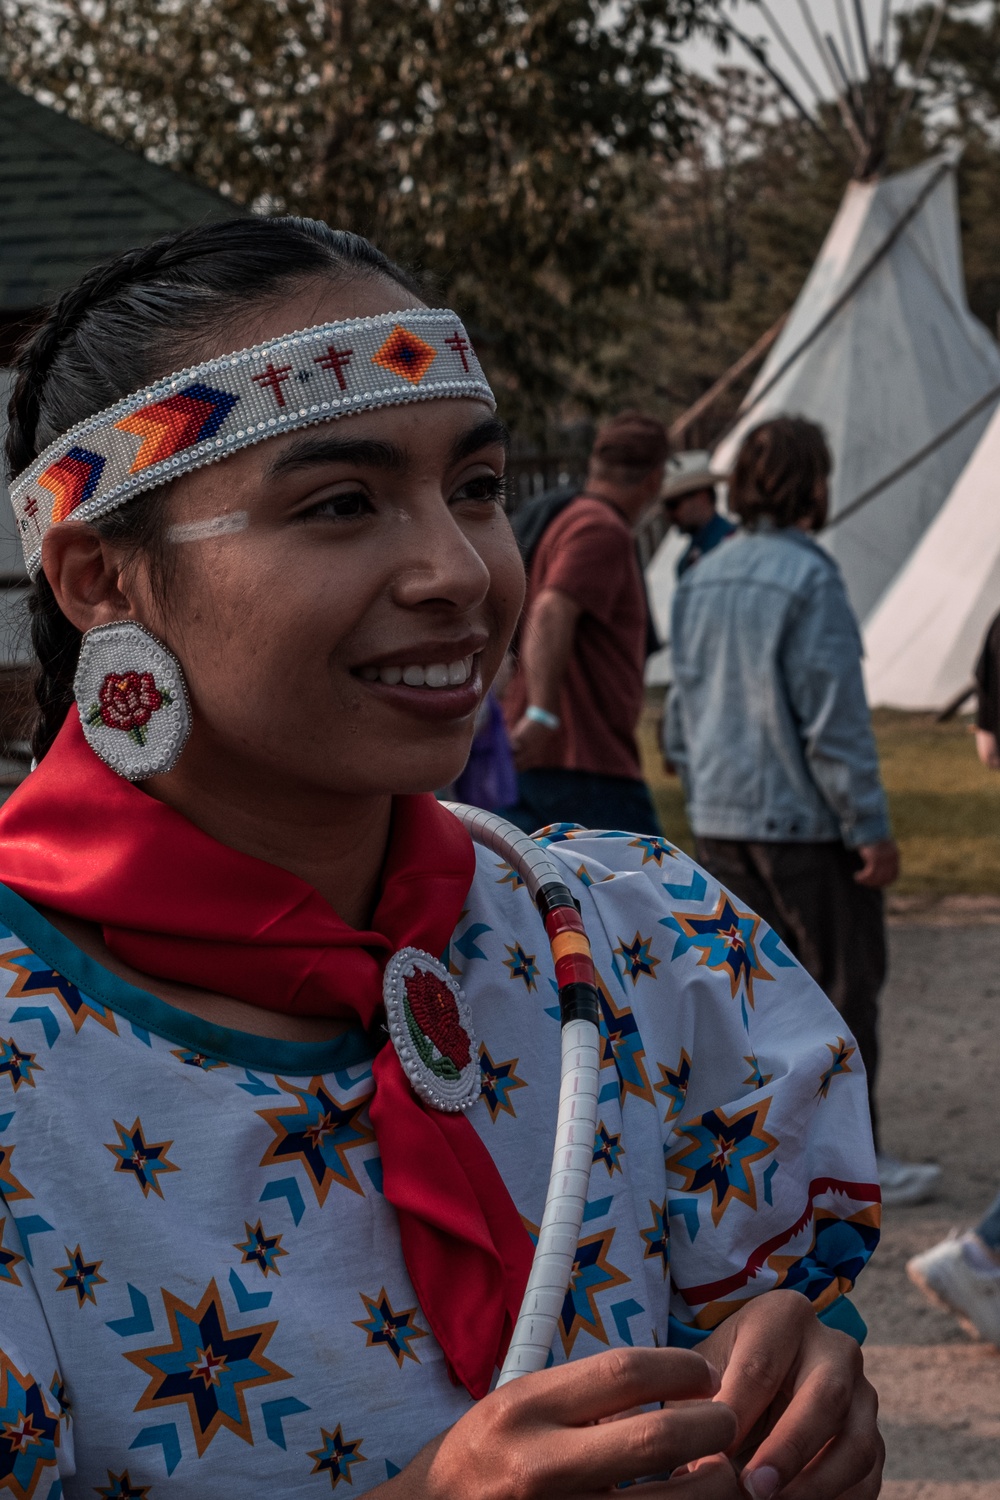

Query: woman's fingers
left=596, top=1453, right=742, bottom=1500
left=511, top=1346, right=721, bottom=1427
left=739, top=1325, right=864, bottom=1489
left=569, top=1399, right=738, bottom=1490
left=746, top=1371, right=883, bottom=1500
left=706, top=1292, right=809, bottom=1447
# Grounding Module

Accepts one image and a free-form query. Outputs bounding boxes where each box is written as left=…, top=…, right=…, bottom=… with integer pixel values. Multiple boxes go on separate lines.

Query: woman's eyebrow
left=449, top=418, right=510, bottom=466
left=265, top=434, right=407, bottom=479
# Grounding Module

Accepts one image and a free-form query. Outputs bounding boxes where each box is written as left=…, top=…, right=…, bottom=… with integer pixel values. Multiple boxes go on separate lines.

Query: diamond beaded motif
left=12, top=309, right=494, bottom=578
left=74, top=622, right=191, bottom=781
left=382, top=948, right=482, bottom=1112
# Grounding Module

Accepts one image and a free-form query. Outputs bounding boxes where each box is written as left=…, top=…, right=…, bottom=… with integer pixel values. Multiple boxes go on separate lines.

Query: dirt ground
left=852, top=915, right=1000, bottom=1496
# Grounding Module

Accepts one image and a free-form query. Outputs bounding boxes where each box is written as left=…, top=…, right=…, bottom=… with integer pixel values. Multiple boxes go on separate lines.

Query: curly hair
left=727, top=416, right=831, bottom=530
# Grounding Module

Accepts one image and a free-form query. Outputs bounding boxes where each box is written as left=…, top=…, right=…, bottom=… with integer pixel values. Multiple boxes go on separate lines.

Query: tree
left=0, top=0, right=723, bottom=436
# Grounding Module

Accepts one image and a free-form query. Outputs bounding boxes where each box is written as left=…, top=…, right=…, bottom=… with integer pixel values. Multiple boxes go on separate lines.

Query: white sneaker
left=876, top=1151, right=941, bottom=1207
left=907, top=1232, right=1000, bottom=1345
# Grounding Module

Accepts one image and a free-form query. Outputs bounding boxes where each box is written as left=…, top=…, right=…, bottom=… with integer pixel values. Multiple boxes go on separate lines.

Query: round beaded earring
left=73, top=620, right=191, bottom=780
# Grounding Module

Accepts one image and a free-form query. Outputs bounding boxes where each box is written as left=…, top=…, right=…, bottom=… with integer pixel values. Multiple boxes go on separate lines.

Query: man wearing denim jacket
left=666, top=416, right=939, bottom=1207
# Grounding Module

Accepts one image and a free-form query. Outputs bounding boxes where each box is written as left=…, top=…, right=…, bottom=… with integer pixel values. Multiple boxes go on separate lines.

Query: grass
left=637, top=696, right=1000, bottom=899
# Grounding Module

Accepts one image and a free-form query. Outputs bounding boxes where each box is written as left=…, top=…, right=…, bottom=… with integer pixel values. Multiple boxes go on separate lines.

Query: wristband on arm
left=525, top=705, right=561, bottom=731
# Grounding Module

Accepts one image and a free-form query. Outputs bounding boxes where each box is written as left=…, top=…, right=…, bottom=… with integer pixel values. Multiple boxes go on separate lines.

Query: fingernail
left=744, top=1466, right=781, bottom=1500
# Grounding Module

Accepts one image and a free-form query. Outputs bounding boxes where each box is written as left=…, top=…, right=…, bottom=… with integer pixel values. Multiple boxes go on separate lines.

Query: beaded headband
left=11, top=308, right=494, bottom=578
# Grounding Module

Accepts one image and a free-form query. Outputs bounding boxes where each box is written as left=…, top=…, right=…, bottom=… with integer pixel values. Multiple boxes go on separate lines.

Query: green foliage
left=0, top=0, right=723, bottom=435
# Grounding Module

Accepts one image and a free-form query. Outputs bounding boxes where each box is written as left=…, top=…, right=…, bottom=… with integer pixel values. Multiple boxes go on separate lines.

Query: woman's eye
left=305, top=490, right=373, bottom=521
left=453, top=473, right=507, bottom=506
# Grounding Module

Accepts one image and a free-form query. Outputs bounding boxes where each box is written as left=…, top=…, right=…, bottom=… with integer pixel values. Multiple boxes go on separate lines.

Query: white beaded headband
left=11, top=308, right=495, bottom=578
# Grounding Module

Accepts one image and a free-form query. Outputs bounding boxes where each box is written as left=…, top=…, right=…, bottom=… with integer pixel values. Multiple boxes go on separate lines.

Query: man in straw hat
left=662, top=458, right=735, bottom=577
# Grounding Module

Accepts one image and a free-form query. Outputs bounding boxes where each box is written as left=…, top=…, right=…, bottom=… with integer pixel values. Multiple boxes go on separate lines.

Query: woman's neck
left=146, top=754, right=394, bottom=930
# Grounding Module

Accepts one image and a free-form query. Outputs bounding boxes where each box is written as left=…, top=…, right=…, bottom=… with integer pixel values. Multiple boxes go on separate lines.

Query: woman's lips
left=353, top=657, right=484, bottom=720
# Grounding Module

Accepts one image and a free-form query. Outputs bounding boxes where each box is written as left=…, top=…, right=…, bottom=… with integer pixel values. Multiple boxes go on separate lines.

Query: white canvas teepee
left=712, top=152, right=1000, bottom=624
left=863, top=400, right=1000, bottom=709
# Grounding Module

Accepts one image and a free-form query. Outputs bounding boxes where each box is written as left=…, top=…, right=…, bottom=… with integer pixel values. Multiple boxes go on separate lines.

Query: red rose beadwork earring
left=73, top=621, right=192, bottom=781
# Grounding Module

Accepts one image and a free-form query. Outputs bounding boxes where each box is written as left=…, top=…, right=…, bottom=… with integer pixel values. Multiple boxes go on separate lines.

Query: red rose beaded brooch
left=382, top=947, right=481, bottom=1112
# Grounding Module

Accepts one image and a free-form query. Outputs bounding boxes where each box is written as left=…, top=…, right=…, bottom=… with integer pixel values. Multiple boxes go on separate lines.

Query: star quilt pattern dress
left=0, top=829, right=879, bottom=1497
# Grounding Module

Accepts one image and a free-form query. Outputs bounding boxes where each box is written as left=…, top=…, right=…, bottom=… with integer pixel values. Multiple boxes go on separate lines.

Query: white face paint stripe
left=167, top=512, right=249, bottom=544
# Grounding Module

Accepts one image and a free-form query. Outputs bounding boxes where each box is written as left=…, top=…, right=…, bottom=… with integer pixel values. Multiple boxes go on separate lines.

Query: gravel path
left=851, top=920, right=1000, bottom=1495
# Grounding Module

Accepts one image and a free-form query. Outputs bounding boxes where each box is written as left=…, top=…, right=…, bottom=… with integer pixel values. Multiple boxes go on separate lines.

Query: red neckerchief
left=0, top=711, right=533, bottom=1398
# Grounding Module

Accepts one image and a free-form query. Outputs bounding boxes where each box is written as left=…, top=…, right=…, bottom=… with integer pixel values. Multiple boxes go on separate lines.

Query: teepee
left=863, top=401, right=1000, bottom=709
left=708, top=3, right=1000, bottom=626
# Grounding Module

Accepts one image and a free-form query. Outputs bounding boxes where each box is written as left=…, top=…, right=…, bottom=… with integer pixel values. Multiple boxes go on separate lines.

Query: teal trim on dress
left=668, top=1294, right=867, bottom=1349
left=0, top=880, right=372, bottom=1076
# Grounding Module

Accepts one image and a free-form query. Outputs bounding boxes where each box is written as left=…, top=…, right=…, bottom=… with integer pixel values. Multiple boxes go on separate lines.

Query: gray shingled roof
left=0, top=80, right=245, bottom=309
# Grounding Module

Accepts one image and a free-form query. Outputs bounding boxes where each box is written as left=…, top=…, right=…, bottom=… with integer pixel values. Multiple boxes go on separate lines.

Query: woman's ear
left=40, top=523, right=136, bottom=634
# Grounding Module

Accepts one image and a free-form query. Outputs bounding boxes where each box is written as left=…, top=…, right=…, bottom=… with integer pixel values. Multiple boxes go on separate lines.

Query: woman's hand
left=388, top=1347, right=739, bottom=1498
left=696, top=1289, right=883, bottom=1499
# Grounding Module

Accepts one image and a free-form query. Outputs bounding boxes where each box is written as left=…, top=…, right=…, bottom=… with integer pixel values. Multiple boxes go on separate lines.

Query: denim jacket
left=665, top=525, right=891, bottom=848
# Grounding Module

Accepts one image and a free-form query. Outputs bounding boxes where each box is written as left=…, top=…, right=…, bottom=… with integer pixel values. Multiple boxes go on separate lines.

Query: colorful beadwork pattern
left=11, top=310, right=494, bottom=577
left=383, top=947, right=481, bottom=1112
left=73, top=621, right=191, bottom=781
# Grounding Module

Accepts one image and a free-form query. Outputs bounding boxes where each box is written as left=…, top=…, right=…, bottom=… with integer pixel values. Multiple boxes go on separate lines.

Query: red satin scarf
left=0, top=712, right=533, bottom=1398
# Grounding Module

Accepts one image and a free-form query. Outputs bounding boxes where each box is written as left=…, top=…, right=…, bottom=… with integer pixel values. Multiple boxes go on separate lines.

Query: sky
left=680, top=1, right=922, bottom=92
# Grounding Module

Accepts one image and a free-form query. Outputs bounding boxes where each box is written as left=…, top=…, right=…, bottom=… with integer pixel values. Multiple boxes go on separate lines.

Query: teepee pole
left=888, top=0, right=947, bottom=150
left=851, top=0, right=873, bottom=76
left=757, top=1, right=825, bottom=102
left=725, top=155, right=953, bottom=432
left=824, top=380, right=1000, bottom=533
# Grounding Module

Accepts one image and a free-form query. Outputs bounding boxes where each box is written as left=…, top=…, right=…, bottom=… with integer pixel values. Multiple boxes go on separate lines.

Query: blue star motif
left=309, top=1424, right=366, bottom=1489
left=258, top=1077, right=375, bottom=1204
left=0, top=1037, right=40, bottom=1093
left=235, top=1220, right=287, bottom=1276
left=640, top=1200, right=670, bottom=1277
left=55, top=1244, right=106, bottom=1306
left=354, top=1288, right=427, bottom=1366
left=503, top=944, right=539, bottom=991
left=817, top=1037, right=855, bottom=1098
left=0, top=948, right=116, bottom=1034
left=478, top=1044, right=527, bottom=1122
left=593, top=1121, right=625, bottom=1176
left=172, top=1048, right=226, bottom=1070
left=557, top=1228, right=628, bottom=1355
left=614, top=932, right=661, bottom=985
left=0, top=1349, right=60, bottom=1498
left=655, top=1051, right=691, bottom=1121
left=661, top=893, right=771, bottom=1009
left=106, top=1117, right=179, bottom=1198
left=96, top=1469, right=151, bottom=1498
left=0, top=1219, right=23, bottom=1287
left=495, top=861, right=525, bottom=891
left=666, top=1097, right=778, bottom=1226
left=597, top=984, right=653, bottom=1105
left=127, top=1279, right=288, bottom=1455
left=628, top=835, right=678, bottom=866
left=744, top=1054, right=773, bottom=1089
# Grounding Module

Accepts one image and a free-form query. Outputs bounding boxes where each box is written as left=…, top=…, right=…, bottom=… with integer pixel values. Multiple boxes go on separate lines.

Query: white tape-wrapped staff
left=443, top=804, right=601, bottom=1386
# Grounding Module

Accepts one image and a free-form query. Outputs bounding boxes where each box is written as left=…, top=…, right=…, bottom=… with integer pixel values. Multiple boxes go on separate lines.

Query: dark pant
left=977, top=1193, right=1000, bottom=1251
left=502, top=768, right=663, bottom=838
left=695, top=837, right=886, bottom=1149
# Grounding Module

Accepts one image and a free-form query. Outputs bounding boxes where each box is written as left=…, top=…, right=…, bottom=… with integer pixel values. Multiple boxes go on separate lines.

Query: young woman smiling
left=0, top=218, right=882, bottom=1499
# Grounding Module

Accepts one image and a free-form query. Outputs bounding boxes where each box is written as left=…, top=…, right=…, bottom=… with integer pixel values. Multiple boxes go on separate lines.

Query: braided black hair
left=5, top=218, right=419, bottom=759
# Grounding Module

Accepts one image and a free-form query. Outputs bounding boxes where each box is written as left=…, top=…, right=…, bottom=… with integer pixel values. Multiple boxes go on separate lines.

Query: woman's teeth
left=357, top=657, right=474, bottom=689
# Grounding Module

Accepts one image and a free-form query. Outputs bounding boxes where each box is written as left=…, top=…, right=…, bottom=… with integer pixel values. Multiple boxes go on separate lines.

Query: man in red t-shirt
left=503, top=412, right=668, bottom=834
